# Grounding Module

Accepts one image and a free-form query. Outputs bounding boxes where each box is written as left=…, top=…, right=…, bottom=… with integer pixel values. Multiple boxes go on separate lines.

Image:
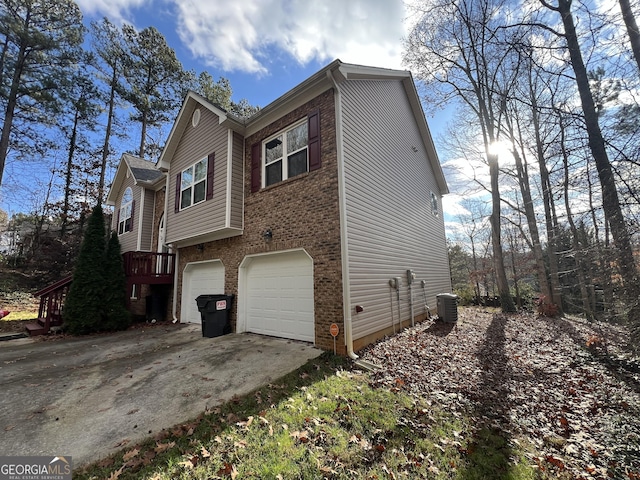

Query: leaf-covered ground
left=360, top=308, right=640, bottom=479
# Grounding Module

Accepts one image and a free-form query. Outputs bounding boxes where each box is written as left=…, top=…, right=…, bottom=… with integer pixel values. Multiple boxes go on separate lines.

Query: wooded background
left=0, top=0, right=638, bottom=343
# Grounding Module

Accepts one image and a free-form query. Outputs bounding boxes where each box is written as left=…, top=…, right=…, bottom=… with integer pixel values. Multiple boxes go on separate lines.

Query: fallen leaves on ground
left=360, top=308, right=640, bottom=479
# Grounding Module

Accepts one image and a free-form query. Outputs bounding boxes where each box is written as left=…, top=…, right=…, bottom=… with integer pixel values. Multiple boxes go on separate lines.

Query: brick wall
left=175, top=89, right=346, bottom=353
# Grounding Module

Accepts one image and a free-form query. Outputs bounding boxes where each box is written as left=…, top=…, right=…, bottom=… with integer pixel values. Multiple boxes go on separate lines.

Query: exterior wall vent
left=437, top=293, right=458, bottom=322
left=192, top=108, right=201, bottom=127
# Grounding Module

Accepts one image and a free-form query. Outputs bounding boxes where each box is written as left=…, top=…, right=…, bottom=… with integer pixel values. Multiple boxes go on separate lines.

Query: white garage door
left=182, top=260, right=225, bottom=324
left=244, top=250, right=314, bottom=342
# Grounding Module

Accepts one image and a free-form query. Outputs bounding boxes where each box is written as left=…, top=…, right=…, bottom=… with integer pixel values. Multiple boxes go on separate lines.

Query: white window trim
left=180, top=157, right=207, bottom=210
left=118, top=187, right=133, bottom=235
left=262, top=119, right=308, bottom=188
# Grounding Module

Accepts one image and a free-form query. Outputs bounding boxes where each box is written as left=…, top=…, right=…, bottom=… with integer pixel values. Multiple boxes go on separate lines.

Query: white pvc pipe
left=409, top=282, right=415, bottom=327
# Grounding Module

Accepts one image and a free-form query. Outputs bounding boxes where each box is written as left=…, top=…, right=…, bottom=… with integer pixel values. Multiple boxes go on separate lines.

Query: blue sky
left=78, top=0, right=413, bottom=110
left=2, top=0, right=457, bottom=216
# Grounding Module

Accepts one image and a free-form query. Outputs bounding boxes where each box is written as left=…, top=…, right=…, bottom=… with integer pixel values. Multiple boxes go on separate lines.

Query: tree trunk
left=470, top=236, right=482, bottom=304
left=508, top=230, right=523, bottom=309
left=61, top=108, right=80, bottom=237
left=530, top=83, right=564, bottom=312
left=558, top=0, right=640, bottom=339
left=488, top=151, right=516, bottom=312
left=98, top=66, right=118, bottom=203
left=0, top=41, right=27, bottom=187
left=588, top=161, right=616, bottom=320
left=138, top=102, right=148, bottom=158
left=506, top=111, right=553, bottom=303
left=559, top=110, right=594, bottom=320
left=619, top=0, right=640, bottom=75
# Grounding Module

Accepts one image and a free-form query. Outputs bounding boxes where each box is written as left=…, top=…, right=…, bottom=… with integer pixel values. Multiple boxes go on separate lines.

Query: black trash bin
left=146, top=291, right=167, bottom=323
left=195, top=294, right=234, bottom=338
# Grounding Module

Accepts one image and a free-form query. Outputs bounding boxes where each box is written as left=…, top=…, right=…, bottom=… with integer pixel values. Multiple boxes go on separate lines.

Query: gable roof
left=105, top=154, right=165, bottom=206
left=330, top=62, right=448, bottom=195
left=156, top=60, right=448, bottom=194
left=126, top=155, right=164, bottom=183
left=157, top=91, right=244, bottom=171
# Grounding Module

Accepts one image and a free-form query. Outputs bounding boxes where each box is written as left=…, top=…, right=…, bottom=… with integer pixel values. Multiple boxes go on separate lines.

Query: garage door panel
left=244, top=251, right=314, bottom=342
left=182, top=261, right=224, bottom=324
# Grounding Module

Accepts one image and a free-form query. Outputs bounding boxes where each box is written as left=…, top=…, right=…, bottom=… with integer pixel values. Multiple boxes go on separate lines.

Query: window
left=263, top=120, right=308, bottom=187
left=118, top=187, right=133, bottom=235
left=431, top=191, right=439, bottom=216
left=251, top=110, right=319, bottom=193
left=180, top=158, right=207, bottom=209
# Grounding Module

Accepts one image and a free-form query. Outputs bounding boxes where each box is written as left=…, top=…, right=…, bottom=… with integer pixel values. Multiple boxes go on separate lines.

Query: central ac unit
left=437, top=293, right=458, bottom=322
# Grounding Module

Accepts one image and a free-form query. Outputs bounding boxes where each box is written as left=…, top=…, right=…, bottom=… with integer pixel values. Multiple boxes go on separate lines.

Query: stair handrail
left=35, top=275, right=73, bottom=298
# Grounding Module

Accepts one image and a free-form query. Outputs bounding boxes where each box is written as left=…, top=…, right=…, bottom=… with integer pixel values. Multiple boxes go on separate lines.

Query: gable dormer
left=158, top=92, right=245, bottom=247
left=106, top=154, right=165, bottom=253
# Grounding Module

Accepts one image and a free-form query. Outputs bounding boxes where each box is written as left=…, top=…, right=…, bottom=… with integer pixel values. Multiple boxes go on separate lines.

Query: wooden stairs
left=25, top=276, right=72, bottom=336
left=24, top=252, right=175, bottom=336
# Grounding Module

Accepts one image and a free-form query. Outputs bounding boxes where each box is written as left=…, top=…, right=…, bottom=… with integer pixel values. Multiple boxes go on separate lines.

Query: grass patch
left=0, top=288, right=38, bottom=323
left=74, top=353, right=550, bottom=480
left=2, top=310, right=37, bottom=321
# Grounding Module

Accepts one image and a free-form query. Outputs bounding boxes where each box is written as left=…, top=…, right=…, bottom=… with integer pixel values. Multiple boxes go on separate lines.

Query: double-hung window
left=180, top=157, right=207, bottom=209
left=118, top=187, right=133, bottom=235
left=264, top=120, right=308, bottom=187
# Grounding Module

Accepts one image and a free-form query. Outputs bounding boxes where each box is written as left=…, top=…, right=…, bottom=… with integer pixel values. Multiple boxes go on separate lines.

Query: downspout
left=327, top=69, right=358, bottom=360
left=161, top=171, right=179, bottom=323
left=172, top=247, right=179, bottom=323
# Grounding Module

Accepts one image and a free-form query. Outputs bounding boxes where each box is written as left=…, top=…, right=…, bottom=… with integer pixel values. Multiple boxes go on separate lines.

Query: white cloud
left=77, top=0, right=408, bottom=74
left=172, top=0, right=407, bottom=74
left=76, top=0, right=149, bottom=26
left=442, top=193, right=470, bottom=218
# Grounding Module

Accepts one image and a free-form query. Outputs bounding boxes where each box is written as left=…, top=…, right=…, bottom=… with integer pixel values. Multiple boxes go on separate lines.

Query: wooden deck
left=25, top=252, right=176, bottom=336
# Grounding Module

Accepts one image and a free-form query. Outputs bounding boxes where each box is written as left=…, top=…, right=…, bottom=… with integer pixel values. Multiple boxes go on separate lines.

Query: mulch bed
left=360, top=307, right=640, bottom=479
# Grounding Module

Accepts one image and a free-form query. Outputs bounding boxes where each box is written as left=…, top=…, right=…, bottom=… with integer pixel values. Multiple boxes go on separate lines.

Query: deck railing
left=123, top=251, right=175, bottom=284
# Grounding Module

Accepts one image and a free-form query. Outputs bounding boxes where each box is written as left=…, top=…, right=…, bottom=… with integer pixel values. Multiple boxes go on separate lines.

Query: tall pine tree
left=0, top=0, right=85, bottom=186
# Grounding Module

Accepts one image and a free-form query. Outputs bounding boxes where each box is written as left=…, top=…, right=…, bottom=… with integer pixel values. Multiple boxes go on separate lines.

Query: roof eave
left=158, top=91, right=244, bottom=171
left=401, top=76, right=449, bottom=195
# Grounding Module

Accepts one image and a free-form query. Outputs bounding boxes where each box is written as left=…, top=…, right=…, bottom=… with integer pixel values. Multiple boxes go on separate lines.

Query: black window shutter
left=174, top=173, right=181, bottom=213
left=206, top=152, right=215, bottom=200
left=116, top=208, right=120, bottom=231
left=308, top=109, right=321, bottom=171
left=251, top=142, right=261, bottom=193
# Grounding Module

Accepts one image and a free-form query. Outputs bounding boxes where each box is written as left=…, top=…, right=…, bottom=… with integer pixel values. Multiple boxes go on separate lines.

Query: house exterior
left=106, top=60, right=451, bottom=355
left=106, top=154, right=171, bottom=317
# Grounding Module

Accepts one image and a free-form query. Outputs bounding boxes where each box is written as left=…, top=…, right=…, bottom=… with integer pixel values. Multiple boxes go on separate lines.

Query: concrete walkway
left=0, top=324, right=322, bottom=466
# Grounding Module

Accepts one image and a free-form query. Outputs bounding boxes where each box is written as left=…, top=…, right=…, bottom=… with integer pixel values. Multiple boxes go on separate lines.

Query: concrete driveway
left=0, top=324, right=322, bottom=466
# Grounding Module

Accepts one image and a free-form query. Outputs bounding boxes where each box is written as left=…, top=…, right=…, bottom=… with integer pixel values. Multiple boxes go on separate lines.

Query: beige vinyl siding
left=139, top=189, right=155, bottom=251
left=115, top=174, right=138, bottom=253
left=166, top=107, right=229, bottom=244
left=230, top=131, right=244, bottom=229
left=341, top=79, right=451, bottom=340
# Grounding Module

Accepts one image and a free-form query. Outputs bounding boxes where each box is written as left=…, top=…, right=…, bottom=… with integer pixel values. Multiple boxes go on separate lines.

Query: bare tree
left=538, top=0, right=640, bottom=341
left=619, top=0, right=640, bottom=75
left=501, top=97, right=555, bottom=306
left=404, top=0, right=521, bottom=311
